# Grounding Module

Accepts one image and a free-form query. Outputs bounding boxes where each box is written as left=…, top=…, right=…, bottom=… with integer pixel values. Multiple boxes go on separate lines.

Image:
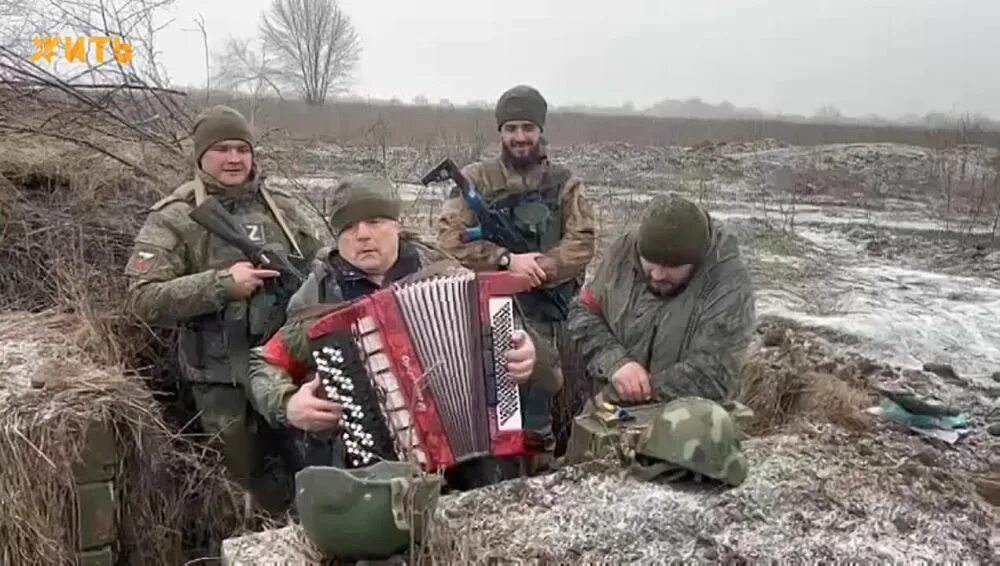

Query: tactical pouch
left=178, top=309, right=244, bottom=384
left=178, top=326, right=206, bottom=370
left=248, top=289, right=280, bottom=339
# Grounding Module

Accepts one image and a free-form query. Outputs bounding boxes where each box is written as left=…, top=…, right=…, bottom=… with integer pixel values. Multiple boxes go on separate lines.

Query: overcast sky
left=153, top=0, right=1000, bottom=119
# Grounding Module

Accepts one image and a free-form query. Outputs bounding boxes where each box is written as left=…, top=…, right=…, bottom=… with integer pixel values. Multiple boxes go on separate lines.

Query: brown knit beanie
left=329, top=176, right=402, bottom=235
left=637, top=194, right=712, bottom=266
left=495, top=85, right=547, bottom=131
left=192, top=105, right=255, bottom=163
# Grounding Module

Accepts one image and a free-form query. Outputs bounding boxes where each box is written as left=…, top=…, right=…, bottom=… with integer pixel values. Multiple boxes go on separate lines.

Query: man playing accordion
left=243, top=176, right=562, bottom=490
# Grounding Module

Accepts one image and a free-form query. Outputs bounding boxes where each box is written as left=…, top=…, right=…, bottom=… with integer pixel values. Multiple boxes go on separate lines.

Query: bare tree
left=259, top=0, right=361, bottom=106
left=211, top=36, right=286, bottom=125
left=211, top=37, right=283, bottom=98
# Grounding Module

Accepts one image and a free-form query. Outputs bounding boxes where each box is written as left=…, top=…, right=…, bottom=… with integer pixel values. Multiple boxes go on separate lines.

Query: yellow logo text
left=30, top=37, right=134, bottom=65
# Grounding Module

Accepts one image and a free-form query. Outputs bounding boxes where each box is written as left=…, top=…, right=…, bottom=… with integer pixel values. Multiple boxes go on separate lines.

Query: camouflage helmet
left=634, top=397, right=749, bottom=487
left=295, top=461, right=444, bottom=561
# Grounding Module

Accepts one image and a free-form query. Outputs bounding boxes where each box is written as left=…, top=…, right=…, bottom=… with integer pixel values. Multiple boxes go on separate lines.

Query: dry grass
left=737, top=328, right=876, bottom=435
left=0, top=311, right=250, bottom=565
left=0, top=133, right=260, bottom=562
left=0, top=133, right=191, bottom=405
left=0, top=134, right=185, bottom=310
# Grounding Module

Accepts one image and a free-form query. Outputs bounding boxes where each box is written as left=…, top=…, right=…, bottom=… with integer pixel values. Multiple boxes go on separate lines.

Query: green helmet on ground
left=295, top=461, right=444, bottom=561
left=634, top=397, right=749, bottom=487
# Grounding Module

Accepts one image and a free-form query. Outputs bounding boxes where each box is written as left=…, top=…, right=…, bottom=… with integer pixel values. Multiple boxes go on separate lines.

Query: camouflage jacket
left=434, top=154, right=596, bottom=287
left=243, top=233, right=561, bottom=428
left=566, top=217, right=756, bottom=403
left=124, top=169, right=327, bottom=383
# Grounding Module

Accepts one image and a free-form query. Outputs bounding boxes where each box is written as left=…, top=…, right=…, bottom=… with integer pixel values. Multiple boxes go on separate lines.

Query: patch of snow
left=760, top=264, right=1000, bottom=375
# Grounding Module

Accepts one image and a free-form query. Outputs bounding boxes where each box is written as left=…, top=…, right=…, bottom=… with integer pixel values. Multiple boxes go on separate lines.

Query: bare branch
left=0, top=0, right=194, bottom=188
left=181, top=14, right=210, bottom=100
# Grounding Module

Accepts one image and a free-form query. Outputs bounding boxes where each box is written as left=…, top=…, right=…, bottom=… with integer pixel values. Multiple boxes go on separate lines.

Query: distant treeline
left=197, top=91, right=1000, bottom=149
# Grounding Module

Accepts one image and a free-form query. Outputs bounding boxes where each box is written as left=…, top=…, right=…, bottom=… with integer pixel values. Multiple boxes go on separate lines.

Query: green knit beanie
left=192, top=105, right=255, bottom=163
left=637, top=194, right=711, bottom=266
left=495, top=85, right=547, bottom=131
left=329, top=176, right=402, bottom=235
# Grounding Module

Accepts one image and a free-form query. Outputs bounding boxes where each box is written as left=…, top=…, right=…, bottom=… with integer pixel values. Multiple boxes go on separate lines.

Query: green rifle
left=189, top=196, right=307, bottom=380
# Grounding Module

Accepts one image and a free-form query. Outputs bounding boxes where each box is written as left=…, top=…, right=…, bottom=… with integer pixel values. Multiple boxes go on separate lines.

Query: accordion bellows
left=306, top=270, right=541, bottom=471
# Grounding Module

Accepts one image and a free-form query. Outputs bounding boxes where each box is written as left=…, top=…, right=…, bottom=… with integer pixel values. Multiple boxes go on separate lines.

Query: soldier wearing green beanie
left=494, top=84, right=548, bottom=132
left=241, top=175, right=562, bottom=492
left=124, top=104, right=329, bottom=517
left=567, top=192, right=756, bottom=408
left=636, top=194, right=713, bottom=273
left=436, top=84, right=596, bottom=469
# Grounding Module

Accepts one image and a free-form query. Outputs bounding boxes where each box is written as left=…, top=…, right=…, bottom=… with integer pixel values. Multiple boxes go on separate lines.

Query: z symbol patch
left=244, top=223, right=265, bottom=244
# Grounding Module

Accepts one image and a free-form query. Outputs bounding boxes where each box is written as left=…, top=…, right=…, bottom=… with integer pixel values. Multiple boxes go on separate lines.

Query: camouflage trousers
left=189, top=383, right=300, bottom=515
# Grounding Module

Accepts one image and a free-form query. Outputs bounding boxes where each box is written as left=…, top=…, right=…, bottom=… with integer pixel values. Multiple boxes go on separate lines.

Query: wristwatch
left=497, top=251, right=511, bottom=270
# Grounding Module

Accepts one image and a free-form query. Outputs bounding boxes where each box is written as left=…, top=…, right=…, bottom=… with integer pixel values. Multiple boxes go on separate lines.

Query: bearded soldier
left=435, top=85, right=596, bottom=470
left=124, top=105, right=327, bottom=512
left=564, top=193, right=755, bottom=486
left=568, top=193, right=755, bottom=406
left=244, top=176, right=561, bottom=491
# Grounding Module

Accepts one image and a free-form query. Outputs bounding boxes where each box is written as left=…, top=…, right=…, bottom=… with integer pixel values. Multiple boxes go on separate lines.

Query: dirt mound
left=739, top=142, right=1000, bottom=204
left=0, top=134, right=188, bottom=371
left=739, top=318, right=880, bottom=434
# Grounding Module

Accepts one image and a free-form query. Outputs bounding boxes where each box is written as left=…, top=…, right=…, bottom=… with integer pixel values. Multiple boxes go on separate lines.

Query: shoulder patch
left=127, top=250, right=156, bottom=274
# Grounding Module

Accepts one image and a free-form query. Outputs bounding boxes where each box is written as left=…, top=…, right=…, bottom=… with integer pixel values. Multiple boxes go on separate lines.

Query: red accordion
left=304, top=269, right=541, bottom=472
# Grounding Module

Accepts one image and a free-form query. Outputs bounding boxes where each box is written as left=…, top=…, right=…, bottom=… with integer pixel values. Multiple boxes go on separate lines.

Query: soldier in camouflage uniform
left=243, top=176, right=561, bottom=491
left=564, top=194, right=755, bottom=483
left=124, top=105, right=327, bottom=512
left=435, top=85, right=596, bottom=469
left=568, top=193, right=755, bottom=406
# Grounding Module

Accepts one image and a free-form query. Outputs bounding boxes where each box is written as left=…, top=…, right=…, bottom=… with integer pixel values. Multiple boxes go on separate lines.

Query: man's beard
left=502, top=141, right=542, bottom=170
left=646, top=278, right=687, bottom=298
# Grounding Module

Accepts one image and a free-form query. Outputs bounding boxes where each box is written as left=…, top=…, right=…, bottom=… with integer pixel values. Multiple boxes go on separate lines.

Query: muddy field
left=220, top=138, right=1000, bottom=562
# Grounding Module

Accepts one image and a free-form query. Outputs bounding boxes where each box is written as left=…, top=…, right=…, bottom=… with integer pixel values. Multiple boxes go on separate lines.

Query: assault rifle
left=421, top=157, right=570, bottom=319
left=189, top=195, right=306, bottom=342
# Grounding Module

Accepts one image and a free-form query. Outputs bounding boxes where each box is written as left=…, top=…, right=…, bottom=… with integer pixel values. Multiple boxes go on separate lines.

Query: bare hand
left=505, top=329, right=536, bottom=384
left=611, top=361, right=652, bottom=404
left=227, top=261, right=280, bottom=299
left=509, top=253, right=547, bottom=287
left=285, top=376, right=344, bottom=432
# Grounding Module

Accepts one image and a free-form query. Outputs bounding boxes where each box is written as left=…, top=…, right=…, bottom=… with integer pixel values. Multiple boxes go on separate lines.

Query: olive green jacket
left=566, top=217, right=756, bottom=403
